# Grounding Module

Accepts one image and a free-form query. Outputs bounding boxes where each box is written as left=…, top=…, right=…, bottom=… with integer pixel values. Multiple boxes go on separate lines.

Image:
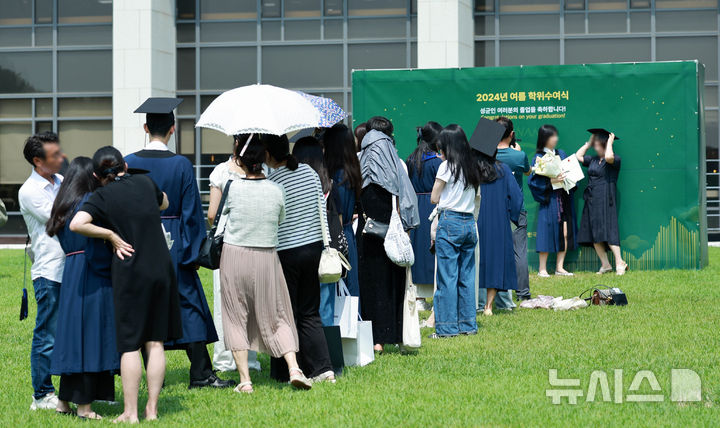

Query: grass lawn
left=0, top=248, right=718, bottom=427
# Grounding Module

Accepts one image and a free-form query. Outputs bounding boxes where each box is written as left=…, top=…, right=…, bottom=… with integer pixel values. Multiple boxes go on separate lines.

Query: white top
left=223, top=179, right=285, bottom=248
left=18, top=169, right=64, bottom=282
left=145, top=140, right=170, bottom=151
left=436, top=160, right=476, bottom=214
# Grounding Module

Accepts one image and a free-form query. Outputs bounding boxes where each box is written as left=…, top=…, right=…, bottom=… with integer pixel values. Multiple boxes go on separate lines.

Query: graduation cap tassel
left=20, top=235, right=29, bottom=321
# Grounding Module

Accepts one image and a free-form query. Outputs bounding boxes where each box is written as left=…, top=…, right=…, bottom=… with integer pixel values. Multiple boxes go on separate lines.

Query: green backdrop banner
left=352, top=61, right=707, bottom=270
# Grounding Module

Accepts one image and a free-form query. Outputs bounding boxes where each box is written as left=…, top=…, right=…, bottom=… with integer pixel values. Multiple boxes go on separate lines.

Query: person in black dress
left=575, top=129, right=628, bottom=275
left=70, top=146, right=182, bottom=423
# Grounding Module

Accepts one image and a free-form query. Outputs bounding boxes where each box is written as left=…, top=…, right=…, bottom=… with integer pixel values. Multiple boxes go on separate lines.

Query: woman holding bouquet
left=528, top=125, right=578, bottom=277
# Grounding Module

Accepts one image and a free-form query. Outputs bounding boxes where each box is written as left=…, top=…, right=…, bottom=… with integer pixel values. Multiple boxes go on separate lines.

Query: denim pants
left=31, top=278, right=60, bottom=399
left=319, top=282, right=335, bottom=327
left=434, top=210, right=478, bottom=336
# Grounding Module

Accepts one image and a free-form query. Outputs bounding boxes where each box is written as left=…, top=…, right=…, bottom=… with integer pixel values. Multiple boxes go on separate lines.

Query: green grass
left=0, top=248, right=719, bottom=427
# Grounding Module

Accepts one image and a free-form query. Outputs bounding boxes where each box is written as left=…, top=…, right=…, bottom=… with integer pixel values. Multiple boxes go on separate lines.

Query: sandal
left=311, top=370, right=336, bottom=384
left=288, top=368, right=312, bottom=390
left=78, top=411, right=103, bottom=420
left=233, top=381, right=253, bottom=394
left=616, top=262, right=628, bottom=276
left=596, top=265, right=613, bottom=275
left=56, top=409, right=76, bottom=417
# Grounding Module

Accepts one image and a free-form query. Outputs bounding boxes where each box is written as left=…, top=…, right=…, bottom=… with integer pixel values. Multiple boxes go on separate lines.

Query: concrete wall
left=417, top=0, right=474, bottom=68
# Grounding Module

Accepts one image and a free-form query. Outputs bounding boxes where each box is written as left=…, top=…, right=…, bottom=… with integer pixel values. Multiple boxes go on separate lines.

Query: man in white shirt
left=18, top=132, right=65, bottom=410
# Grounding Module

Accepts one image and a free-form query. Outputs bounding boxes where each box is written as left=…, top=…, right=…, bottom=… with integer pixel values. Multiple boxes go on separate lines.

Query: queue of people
left=18, top=101, right=625, bottom=421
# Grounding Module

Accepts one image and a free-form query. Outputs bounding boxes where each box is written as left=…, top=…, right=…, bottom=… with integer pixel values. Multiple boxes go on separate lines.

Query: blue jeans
left=434, top=211, right=478, bottom=336
left=478, top=288, right=516, bottom=310
left=319, top=282, right=335, bottom=327
left=31, top=278, right=60, bottom=399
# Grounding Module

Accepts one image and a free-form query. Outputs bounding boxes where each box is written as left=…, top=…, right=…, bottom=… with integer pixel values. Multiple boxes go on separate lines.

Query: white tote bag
left=384, top=196, right=414, bottom=267
left=402, top=267, right=422, bottom=348
left=341, top=318, right=375, bottom=367
left=333, top=279, right=359, bottom=339
left=317, top=191, right=350, bottom=283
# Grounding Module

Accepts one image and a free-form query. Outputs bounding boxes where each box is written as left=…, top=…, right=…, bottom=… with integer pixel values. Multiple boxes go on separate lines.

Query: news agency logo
left=546, top=369, right=702, bottom=404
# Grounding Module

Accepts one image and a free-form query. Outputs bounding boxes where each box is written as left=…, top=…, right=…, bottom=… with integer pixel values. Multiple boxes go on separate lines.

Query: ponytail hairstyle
left=46, top=157, right=98, bottom=236
left=292, top=136, right=331, bottom=193
left=261, top=134, right=298, bottom=171
left=436, top=124, right=482, bottom=190
left=407, top=121, right=443, bottom=177
left=92, top=146, right=126, bottom=183
left=535, top=124, right=559, bottom=155
left=233, top=135, right=266, bottom=174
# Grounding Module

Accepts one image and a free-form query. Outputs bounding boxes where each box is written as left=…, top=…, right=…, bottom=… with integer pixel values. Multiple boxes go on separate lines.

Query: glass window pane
left=500, top=14, right=559, bottom=35
left=630, top=12, right=650, bottom=32
left=177, top=23, right=195, bottom=43
left=177, top=95, right=196, bottom=115
left=565, top=38, right=650, bottom=64
left=200, top=47, right=257, bottom=90
left=588, top=0, right=627, bottom=10
left=565, top=0, right=585, bottom=10
left=200, top=22, right=256, bottom=42
left=475, top=1, right=494, bottom=12
left=0, top=0, right=32, bottom=25
left=58, top=97, right=111, bottom=117
left=262, top=0, right=281, bottom=18
left=325, top=0, right=343, bottom=16
left=57, top=120, right=112, bottom=161
left=201, top=95, right=218, bottom=112
left=0, top=99, right=31, bottom=118
left=0, top=28, right=32, bottom=47
left=705, top=109, right=718, bottom=158
left=177, top=48, right=196, bottom=90
left=499, top=0, right=560, bottom=13
left=588, top=12, right=627, bottom=33
left=475, top=41, right=495, bottom=67
left=630, top=0, right=651, bottom=8
left=0, top=122, right=32, bottom=184
left=262, top=45, right=342, bottom=88
left=262, top=21, right=282, bottom=40
left=705, top=86, right=718, bottom=108
left=177, top=0, right=196, bottom=20
left=202, top=128, right=232, bottom=154
left=0, top=52, right=52, bottom=93
left=348, top=0, right=407, bottom=17
left=58, top=0, right=112, bottom=24
left=565, top=13, right=586, bottom=34
left=285, top=0, right=321, bottom=18
left=656, top=11, right=718, bottom=32
left=656, top=36, right=718, bottom=81
left=349, top=18, right=407, bottom=39
left=201, top=0, right=257, bottom=20
left=37, top=98, right=52, bottom=117
left=58, top=25, right=112, bottom=45
left=178, top=119, right=196, bottom=155
left=35, top=27, right=52, bottom=46
left=36, top=0, right=53, bottom=24
left=57, top=50, right=112, bottom=92
left=36, top=121, right=52, bottom=133
left=475, top=15, right=494, bottom=36
left=410, top=41, right=417, bottom=68
left=349, top=43, right=406, bottom=81
left=324, top=19, right=343, bottom=39
left=499, top=40, right=559, bottom=66
left=285, top=20, right=321, bottom=40
left=656, top=0, right=717, bottom=8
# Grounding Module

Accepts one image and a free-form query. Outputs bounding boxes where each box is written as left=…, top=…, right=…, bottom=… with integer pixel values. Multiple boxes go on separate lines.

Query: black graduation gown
left=578, top=155, right=621, bottom=247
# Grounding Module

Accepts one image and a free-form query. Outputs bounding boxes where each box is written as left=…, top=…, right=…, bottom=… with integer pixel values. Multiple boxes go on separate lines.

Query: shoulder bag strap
left=318, top=188, right=330, bottom=249
left=212, top=179, right=233, bottom=233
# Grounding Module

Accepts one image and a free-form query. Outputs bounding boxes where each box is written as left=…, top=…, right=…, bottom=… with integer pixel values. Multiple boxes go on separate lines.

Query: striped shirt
left=268, top=163, right=329, bottom=251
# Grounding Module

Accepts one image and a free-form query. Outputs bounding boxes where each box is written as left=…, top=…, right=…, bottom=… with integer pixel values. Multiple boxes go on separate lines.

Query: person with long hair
left=265, top=134, right=336, bottom=384
left=69, top=146, right=182, bottom=423
left=429, top=125, right=481, bottom=337
left=354, top=122, right=368, bottom=152
left=475, top=141, right=523, bottom=316
left=406, top=121, right=444, bottom=303
left=575, top=129, right=628, bottom=275
left=323, top=124, right=362, bottom=299
left=219, top=136, right=311, bottom=392
left=528, top=125, right=578, bottom=277
left=207, top=134, right=261, bottom=373
left=46, top=157, right=118, bottom=420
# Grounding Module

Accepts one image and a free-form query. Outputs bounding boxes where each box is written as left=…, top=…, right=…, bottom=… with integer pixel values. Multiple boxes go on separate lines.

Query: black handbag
left=362, top=217, right=388, bottom=239
left=197, top=180, right=233, bottom=270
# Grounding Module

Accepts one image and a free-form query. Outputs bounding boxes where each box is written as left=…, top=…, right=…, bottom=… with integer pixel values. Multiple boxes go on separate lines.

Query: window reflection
left=285, top=0, right=322, bottom=18
left=57, top=51, right=112, bottom=92
left=0, top=0, right=32, bottom=25
left=348, top=0, right=407, bottom=17
left=201, top=0, right=257, bottom=20
left=0, top=52, right=52, bottom=93
left=58, top=0, right=112, bottom=24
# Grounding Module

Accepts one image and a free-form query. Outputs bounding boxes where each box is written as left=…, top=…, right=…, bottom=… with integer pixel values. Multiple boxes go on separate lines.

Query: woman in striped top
left=265, top=134, right=335, bottom=384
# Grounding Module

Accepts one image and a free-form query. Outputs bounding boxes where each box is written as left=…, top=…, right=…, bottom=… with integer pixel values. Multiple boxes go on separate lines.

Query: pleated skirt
left=219, top=244, right=299, bottom=358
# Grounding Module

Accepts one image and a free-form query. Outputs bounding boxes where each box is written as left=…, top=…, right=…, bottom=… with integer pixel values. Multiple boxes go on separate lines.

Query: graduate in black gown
left=575, top=129, right=628, bottom=275
left=124, top=98, right=234, bottom=389
left=70, top=146, right=182, bottom=423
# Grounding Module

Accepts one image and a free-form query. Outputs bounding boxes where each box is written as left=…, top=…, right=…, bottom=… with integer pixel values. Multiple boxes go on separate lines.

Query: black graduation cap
left=470, top=118, right=507, bottom=157
left=134, top=97, right=183, bottom=127
left=587, top=128, right=620, bottom=140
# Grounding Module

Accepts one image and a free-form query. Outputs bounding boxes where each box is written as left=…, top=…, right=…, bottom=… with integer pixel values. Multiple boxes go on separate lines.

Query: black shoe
left=188, top=374, right=237, bottom=390
left=517, top=295, right=531, bottom=302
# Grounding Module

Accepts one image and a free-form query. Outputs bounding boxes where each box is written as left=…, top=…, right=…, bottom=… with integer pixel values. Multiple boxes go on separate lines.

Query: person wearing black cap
left=124, top=98, right=234, bottom=390
left=470, top=118, right=523, bottom=316
left=575, top=129, right=628, bottom=275
left=528, top=125, right=578, bottom=277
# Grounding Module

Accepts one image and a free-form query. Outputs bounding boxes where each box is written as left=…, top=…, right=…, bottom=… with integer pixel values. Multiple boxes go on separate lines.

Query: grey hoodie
left=358, top=130, right=419, bottom=230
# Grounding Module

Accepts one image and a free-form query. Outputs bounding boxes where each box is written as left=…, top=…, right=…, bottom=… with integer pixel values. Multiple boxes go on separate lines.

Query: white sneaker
left=30, top=393, right=59, bottom=410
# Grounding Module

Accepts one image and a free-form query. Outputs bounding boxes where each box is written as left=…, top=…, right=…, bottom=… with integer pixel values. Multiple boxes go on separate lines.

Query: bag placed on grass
left=341, top=318, right=375, bottom=367
left=580, top=284, right=628, bottom=306
left=402, top=267, right=421, bottom=349
left=333, top=279, right=359, bottom=338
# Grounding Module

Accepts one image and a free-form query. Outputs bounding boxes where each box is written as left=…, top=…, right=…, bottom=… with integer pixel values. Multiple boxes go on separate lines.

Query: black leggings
left=270, top=241, right=332, bottom=381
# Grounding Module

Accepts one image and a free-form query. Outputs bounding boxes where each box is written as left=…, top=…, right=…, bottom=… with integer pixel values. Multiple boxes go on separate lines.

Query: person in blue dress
left=125, top=98, right=233, bottom=390
left=406, top=121, right=444, bottom=303
left=528, top=125, right=578, bottom=277
left=46, top=157, right=118, bottom=420
left=324, top=124, right=363, bottom=299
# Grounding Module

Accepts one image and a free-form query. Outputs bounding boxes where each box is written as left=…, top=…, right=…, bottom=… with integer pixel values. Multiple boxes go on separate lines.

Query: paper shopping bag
left=333, top=279, right=359, bottom=338
left=341, top=320, right=375, bottom=367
